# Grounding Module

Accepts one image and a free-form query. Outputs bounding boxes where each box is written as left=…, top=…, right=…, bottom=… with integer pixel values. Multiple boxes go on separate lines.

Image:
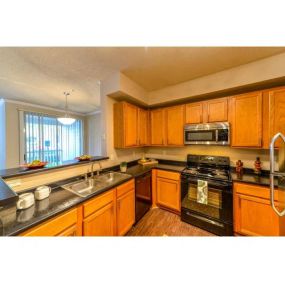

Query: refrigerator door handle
left=270, top=132, right=285, bottom=217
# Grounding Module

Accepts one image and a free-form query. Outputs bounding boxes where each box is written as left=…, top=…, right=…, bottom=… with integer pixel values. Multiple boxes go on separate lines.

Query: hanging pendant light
left=57, top=92, right=76, bottom=125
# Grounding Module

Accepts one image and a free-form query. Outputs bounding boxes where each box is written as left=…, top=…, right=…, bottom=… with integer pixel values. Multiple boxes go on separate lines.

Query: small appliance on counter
left=17, top=193, right=35, bottom=210
left=34, top=185, right=51, bottom=200
left=180, top=154, right=233, bottom=236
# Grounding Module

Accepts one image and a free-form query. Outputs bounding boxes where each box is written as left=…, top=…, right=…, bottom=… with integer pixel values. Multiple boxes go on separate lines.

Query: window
left=21, top=111, right=83, bottom=166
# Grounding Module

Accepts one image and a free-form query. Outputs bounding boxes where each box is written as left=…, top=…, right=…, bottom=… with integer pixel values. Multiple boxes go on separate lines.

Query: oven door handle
left=185, top=211, right=225, bottom=228
left=181, top=178, right=231, bottom=188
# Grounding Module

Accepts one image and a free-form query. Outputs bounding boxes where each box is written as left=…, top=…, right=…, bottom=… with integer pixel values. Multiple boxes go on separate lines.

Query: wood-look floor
left=127, top=208, right=215, bottom=236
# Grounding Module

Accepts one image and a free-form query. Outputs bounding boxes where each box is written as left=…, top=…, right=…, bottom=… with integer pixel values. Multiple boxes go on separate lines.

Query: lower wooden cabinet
left=83, top=189, right=116, bottom=236
left=20, top=179, right=135, bottom=237
left=155, top=170, right=180, bottom=213
left=116, top=179, right=135, bottom=236
left=20, top=207, right=81, bottom=236
left=234, top=182, right=285, bottom=236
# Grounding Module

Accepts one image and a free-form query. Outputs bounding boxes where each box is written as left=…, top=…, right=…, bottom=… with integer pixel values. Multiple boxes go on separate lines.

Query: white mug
left=17, top=193, right=35, bottom=210
left=35, top=186, right=51, bottom=201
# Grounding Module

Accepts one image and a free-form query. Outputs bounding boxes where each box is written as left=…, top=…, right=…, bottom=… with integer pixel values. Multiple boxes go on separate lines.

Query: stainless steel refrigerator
left=270, top=133, right=285, bottom=216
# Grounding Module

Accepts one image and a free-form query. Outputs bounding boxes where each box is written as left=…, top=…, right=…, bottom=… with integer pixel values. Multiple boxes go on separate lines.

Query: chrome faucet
left=91, top=161, right=102, bottom=178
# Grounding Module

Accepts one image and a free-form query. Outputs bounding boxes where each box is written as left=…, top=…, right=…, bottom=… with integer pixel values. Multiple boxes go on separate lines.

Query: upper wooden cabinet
left=138, top=108, right=149, bottom=146
left=114, top=101, right=149, bottom=148
left=186, top=98, right=228, bottom=124
left=204, top=98, right=228, bottom=123
left=185, top=102, right=203, bottom=124
left=262, top=87, right=285, bottom=148
left=150, top=108, right=166, bottom=146
left=229, top=91, right=263, bottom=148
left=165, top=105, right=185, bottom=146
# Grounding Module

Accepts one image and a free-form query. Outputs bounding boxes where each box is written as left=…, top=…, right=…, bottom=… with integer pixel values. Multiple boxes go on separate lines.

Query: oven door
left=184, top=129, right=217, bottom=145
left=181, top=177, right=233, bottom=224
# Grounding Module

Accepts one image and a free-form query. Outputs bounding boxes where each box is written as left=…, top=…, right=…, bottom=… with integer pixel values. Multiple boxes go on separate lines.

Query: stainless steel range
left=180, top=154, right=233, bottom=236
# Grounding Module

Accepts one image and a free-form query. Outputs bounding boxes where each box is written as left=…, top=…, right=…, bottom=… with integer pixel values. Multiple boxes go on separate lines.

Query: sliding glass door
left=22, top=111, right=83, bottom=166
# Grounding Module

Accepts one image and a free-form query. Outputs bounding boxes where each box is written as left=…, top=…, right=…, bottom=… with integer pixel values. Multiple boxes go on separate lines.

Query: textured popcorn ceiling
left=0, top=47, right=284, bottom=114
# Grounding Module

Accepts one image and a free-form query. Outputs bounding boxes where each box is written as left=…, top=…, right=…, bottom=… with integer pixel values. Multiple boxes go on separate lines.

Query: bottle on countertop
left=254, top=157, right=262, bottom=175
left=236, top=160, right=243, bottom=174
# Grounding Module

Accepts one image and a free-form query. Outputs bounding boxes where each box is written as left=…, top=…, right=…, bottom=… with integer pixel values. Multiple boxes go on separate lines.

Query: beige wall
left=3, top=100, right=88, bottom=169
left=148, top=52, right=285, bottom=105
left=100, top=81, right=145, bottom=168
left=86, top=112, right=102, bottom=156
left=146, top=146, right=275, bottom=170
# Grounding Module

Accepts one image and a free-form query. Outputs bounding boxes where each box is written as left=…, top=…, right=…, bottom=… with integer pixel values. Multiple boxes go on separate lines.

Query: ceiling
left=0, top=47, right=285, bottom=114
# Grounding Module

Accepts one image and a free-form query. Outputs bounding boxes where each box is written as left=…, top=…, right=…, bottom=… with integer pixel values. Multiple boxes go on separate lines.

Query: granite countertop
left=0, top=158, right=282, bottom=236
left=0, top=174, right=133, bottom=236
left=0, top=160, right=185, bottom=236
left=230, top=169, right=279, bottom=187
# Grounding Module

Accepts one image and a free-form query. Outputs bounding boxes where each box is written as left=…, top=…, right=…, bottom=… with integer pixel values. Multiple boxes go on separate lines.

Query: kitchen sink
left=61, top=171, right=132, bottom=197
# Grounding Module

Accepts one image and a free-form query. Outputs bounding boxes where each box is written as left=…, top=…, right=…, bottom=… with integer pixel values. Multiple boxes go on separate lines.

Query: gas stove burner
left=212, top=169, right=227, bottom=176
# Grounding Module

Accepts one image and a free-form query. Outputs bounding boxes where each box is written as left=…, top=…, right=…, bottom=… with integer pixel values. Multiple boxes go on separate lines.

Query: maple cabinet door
left=185, top=103, right=203, bottom=124
left=269, top=88, right=285, bottom=148
left=205, top=98, right=228, bottom=123
left=138, top=108, right=149, bottom=146
left=83, top=202, right=115, bottom=236
left=230, top=92, right=262, bottom=147
left=234, top=193, right=281, bottom=236
left=156, top=177, right=180, bottom=212
left=117, top=189, right=135, bottom=236
left=150, top=109, right=165, bottom=145
left=124, top=103, right=138, bottom=147
left=165, top=105, right=185, bottom=146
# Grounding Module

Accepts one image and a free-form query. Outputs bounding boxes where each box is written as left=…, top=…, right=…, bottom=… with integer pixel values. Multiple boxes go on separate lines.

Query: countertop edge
left=0, top=156, right=109, bottom=179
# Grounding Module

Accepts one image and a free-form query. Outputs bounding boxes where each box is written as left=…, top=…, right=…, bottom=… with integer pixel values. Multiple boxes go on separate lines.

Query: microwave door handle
left=269, top=133, right=285, bottom=217
left=215, top=129, right=218, bottom=142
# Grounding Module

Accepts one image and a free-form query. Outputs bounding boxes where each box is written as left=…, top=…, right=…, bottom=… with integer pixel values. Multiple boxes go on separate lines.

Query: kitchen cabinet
left=83, top=189, right=116, bottom=236
left=114, top=101, right=149, bottom=148
left=262, top=87, right=285, bottom=148
left=229, top=91, right=263, bottom=147
left=165, top=105, right=185, bottom=146
left=138, top=108, right=149, bottom=146
left=185, top=102, right=203, bottom=124
left=203, top=98, right=228, bottom=123
left=155, top=170, right=180, bottom=213
left=20, top=207, right=81, bottom=236
left=150, top=108, right=166, bottom=146
left=233, top=182, right=285, bottom=236
left=186, top=98, right=228, bottom=124
left=116, top=179, right=135, bottom=236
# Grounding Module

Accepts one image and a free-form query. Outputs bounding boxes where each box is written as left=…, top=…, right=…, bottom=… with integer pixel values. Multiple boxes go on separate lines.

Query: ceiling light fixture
left=57, top=92, right=76, bottom=125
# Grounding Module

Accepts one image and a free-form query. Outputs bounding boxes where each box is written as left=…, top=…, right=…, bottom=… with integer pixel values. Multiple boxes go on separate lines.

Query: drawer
left=117, top=179, right=135, bottom=197
left=156, top=170, right=180, bottom=181
left=21, top=208, right=78, bottom=236
left=83, top=189, right=115, bottom=218
left=234, top=182, right=283, bottom=201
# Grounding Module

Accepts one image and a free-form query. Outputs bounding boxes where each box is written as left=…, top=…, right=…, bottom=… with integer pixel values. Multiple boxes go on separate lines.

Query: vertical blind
left=24, top=111, right=83, bottom=165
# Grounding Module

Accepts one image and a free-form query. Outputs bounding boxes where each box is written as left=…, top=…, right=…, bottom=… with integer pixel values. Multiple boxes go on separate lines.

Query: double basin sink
left=61, top=172, right=132, bottom=197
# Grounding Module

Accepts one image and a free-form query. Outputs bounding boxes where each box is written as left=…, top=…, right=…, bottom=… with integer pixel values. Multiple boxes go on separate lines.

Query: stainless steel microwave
left=184, top=122, right=230, bottom=145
